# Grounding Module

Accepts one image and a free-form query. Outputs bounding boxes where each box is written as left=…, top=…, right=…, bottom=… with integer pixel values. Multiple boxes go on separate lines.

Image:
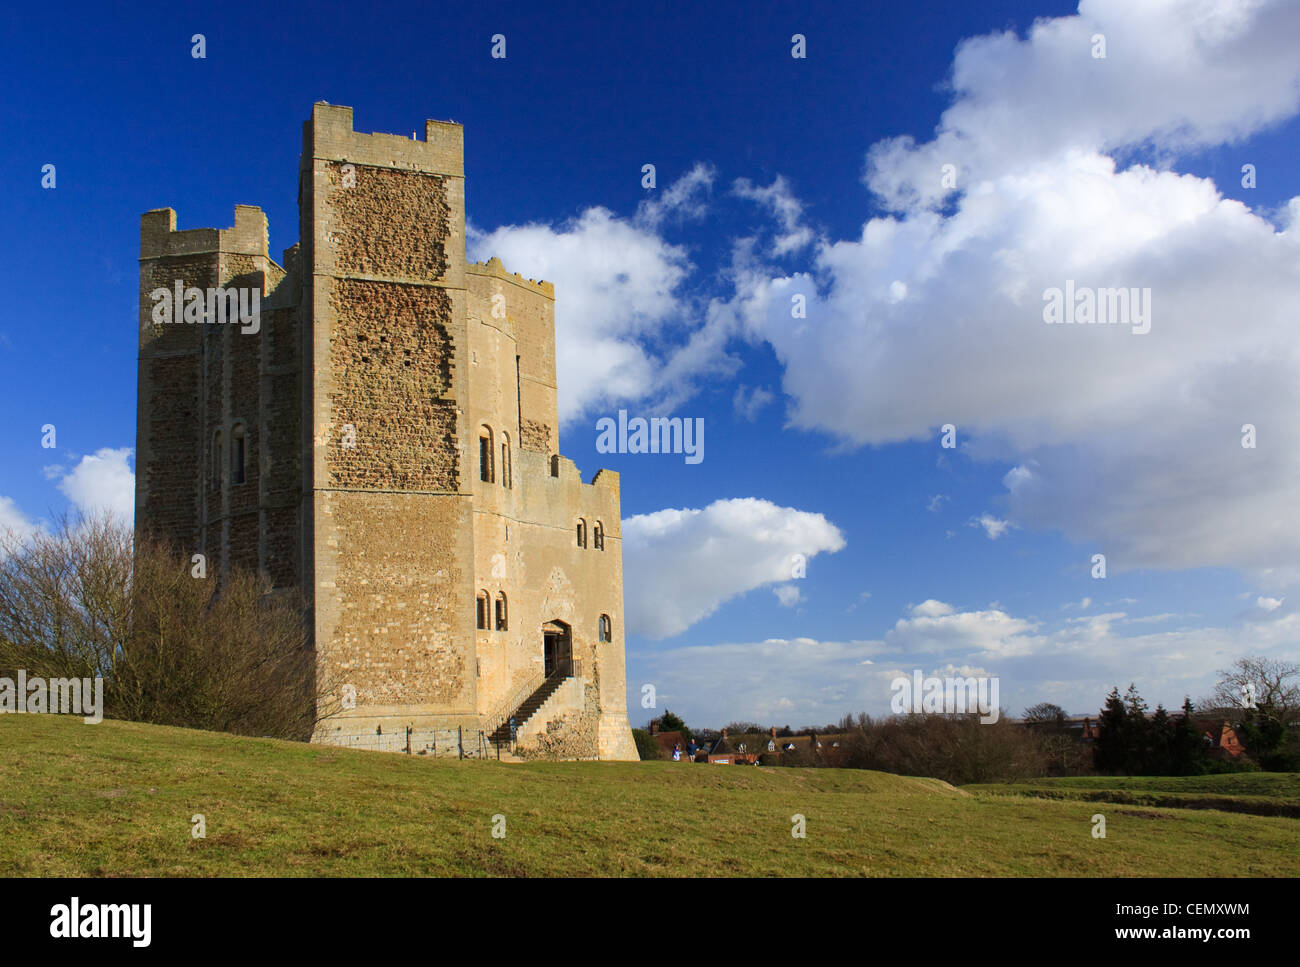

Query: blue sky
left=4, top=0, right=1300, bottom=729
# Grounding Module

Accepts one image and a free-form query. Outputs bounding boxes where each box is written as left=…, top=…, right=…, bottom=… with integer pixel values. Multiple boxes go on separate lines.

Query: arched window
left=593, top=521, right=604, bottom=551
left=495, top=592, right=508, bottom=631
left=599, top=614, right=612, bottom=642
left=500, top=432, right=512, bottom=489
left=212, top=429, right=223, bottom=490
left=231, top=423, right=247, bottom=485
left=550, top=455, right=560, bottom=477
left=476, top=591, right=489, bottom=630
left=478, top=426, right=494, bottom=483
left=576, top=518, right=587, bottom=548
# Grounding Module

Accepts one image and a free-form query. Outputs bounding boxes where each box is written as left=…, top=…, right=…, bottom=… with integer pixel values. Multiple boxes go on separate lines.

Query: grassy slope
left=966, top=774, right=1300, bottom=818
left=1, top=716, right=1297, bottom=877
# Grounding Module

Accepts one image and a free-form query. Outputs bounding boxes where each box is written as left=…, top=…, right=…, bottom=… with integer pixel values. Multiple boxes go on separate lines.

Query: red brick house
left=648, top=721, right=694, bottom=761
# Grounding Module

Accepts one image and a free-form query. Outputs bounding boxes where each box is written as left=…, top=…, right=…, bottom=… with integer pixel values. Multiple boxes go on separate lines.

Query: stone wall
left=137, top=205, right=300, bottom=590
left=303, top=103, right=478, bottom=740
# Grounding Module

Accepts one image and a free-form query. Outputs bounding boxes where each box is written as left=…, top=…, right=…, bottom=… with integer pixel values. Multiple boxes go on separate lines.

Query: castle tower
left=135, top=103, right=637, bottom=761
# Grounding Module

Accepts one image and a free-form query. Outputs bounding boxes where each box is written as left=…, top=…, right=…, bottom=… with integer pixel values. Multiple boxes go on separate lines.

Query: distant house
left=738, top=728, right=851, bottom=766
left=1194, top=719, right=1246, bottom=759
left=707, top=729, right=758, bottom=765
left=648, top=721, right=693, bottom=762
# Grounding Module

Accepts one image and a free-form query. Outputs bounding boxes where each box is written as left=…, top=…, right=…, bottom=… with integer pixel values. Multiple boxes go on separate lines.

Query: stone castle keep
left=135, top=102, right=638, bottom=760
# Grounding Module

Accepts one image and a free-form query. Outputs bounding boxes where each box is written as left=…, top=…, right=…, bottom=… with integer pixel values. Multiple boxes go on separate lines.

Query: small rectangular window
left=479, top=436, right=491, bottom=483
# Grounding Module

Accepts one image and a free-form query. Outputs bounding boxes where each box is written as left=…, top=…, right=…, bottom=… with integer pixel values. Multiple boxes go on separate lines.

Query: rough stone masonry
left=135, top=102, right=638, bottom=760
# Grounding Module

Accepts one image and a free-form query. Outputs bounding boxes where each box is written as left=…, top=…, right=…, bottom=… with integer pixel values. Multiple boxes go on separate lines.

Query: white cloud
left=970, top=514, right=1011, bottom=540
left=468, top=164, right=723, bottom=424
left=865, top=0, right=1300, bottom=212
left=57, top=448, right=135, bottom=523
left=1256, top=595, right=1284, bottom=612
left=733, top=384, right=774, bottom=421
left=910, top=599, right=955, bottom=618
left=0, top=496, right=40, bottom=547
left=636, top=163, right=716, bottom=228
left=623, top=497, right=846, bottom=638
left=888, top=605, right=1041, bottom=658
left=724, top=0, right=1300, bottom=585
left=733, top=176, right=815, bottom=255
left=773, top=583, right=803, bottom=608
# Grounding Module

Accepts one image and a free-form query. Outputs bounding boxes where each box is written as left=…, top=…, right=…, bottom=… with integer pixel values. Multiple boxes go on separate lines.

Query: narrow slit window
left=479, top=427, right=494, bottom=483
left=231, top=424, right=246, bottom=485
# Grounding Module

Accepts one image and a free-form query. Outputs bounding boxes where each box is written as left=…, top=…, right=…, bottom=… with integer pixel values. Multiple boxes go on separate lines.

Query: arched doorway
left=543, top=620, right=573, bottom=677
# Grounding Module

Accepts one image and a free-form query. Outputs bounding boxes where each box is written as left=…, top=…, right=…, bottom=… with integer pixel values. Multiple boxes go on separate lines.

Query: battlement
left=303, top=101, right=463, bottom=178
left=139, top=205, right=272, bottom=262
left=549, top=455, right=621, bottom=493
left=468, top=257, right=554, bottom=298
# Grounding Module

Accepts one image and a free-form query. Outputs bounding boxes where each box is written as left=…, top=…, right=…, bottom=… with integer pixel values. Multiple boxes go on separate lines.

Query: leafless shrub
left=0, top=513, right=322, bottom=740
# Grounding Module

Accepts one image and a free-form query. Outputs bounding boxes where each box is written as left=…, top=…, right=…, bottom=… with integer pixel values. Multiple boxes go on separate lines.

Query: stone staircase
left=488, top=671, right=571, bottom=748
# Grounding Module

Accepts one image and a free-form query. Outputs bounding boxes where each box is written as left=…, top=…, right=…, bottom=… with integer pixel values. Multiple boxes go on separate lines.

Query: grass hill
left=966, top=774, right=1300, bottom=818
left=2, top=716, right=1297, bottom=877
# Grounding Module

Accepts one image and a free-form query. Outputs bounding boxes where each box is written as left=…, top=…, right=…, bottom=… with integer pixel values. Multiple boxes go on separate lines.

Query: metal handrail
left=484, top=658, right=584, bottom=749
left=486, top=665, right=545, bottom=738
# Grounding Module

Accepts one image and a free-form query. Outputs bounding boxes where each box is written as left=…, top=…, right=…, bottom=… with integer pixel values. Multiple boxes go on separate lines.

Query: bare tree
left=0, top=513, right=326, bottom=740
left=1209, top=656, right=1300, bottom=721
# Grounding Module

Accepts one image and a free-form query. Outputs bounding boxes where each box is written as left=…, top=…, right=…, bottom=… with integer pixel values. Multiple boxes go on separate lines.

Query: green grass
left=2, top=716, right=1297, bottom=877
left=965, top=774, right=1300, bottom=818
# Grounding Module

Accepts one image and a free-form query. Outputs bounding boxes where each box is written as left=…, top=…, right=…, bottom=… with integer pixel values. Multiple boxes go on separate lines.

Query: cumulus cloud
left=468, top=164, right=724, bottom=424
left=0, top=496, right=40, bottom=546
left=888, top=603, right=1041, bottom=658
left=910, top=599, right=955, bottom=618
left=866, top=0, right=1300, bottom=212
left=623, top=497, right=846, bottom=639
left=723, top=0, right=1300, bottom=584
left=57, top=448, right=135, bottom=522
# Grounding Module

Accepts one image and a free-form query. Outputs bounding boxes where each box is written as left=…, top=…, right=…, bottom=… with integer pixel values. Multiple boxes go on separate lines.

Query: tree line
left=634, top=659, right=1300, bottom=783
